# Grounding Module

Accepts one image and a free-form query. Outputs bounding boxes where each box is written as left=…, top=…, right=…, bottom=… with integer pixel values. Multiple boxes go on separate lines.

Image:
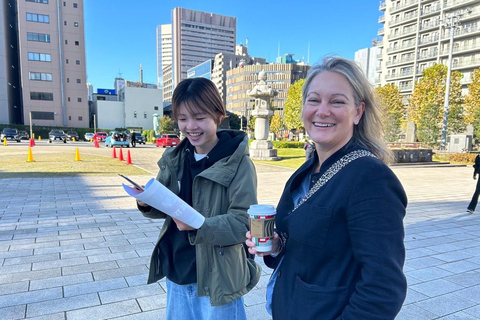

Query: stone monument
left=247, top=70, right=279, bottom=160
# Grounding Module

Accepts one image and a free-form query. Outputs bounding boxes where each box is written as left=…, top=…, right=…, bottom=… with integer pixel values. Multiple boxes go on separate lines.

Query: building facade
left=354, top=46, right=382, bottom=86
left=378, top=0, right=480, bottom=98
left=226, top=63, right=310, bottom=118
left=159, top=7, right=236, bottom=103
left=1, top=0, right=88, bottom=127
left=156, top=24, right=171, bottom=91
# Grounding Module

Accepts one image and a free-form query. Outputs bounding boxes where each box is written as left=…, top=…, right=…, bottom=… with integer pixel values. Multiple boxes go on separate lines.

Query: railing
left=420, top=19, right=441, bottom=30
left=417, top=52, right=439, bottom=60
left=444, top=0, right=476, bottom=9
left=379, top=15, right=385, bottom=23
left=386, top=56, right=415, bottom=66
left=387, top=41, right=416, bottom=53
left=390, top=12, right=419, bottom=26
left=440, top=42, right=480, bottom=55
left=442, top=24, right=480, bottom=39
left=391, top=0, right=419, bottom=13
left=421, top=5, right=441, bottom=16
left=452, top=58, right=480, bottom=68
left=385, top=70, right=414, bottom=80
left=418, top=35, right=439, bottom=46
left=389, top=27, right=417, bottom=39
left=379, top=1, right=386, bottom=11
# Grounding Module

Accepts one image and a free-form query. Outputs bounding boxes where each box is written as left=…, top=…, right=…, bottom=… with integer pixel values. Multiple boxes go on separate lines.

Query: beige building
left=2, top=0, right=88, bottom=127
left=160, top=7, right=236, bottom=102
left=378, top=0, right=480, bottom=98
left=226, top=63, right=310, bottom=117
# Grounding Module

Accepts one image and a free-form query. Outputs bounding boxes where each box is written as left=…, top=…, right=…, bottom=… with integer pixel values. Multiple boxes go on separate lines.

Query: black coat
left=265, top=140, right=408, bottom=320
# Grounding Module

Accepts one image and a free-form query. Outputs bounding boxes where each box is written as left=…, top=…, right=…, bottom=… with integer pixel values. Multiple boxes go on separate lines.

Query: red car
left=93, top=131, right=108, bottom=142
left=156, top=134, right=181, bottom=148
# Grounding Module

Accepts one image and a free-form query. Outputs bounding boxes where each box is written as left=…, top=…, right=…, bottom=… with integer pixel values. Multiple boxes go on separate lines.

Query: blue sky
left=84, top=0, right=381, bottom=91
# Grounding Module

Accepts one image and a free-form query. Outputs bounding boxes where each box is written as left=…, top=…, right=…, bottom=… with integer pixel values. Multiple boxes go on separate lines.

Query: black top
left=159, top=131, right=244, bottom=284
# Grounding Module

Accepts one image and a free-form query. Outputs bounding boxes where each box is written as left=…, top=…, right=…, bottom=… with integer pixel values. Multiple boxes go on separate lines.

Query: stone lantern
left=247, top=70, right=278, bottom=160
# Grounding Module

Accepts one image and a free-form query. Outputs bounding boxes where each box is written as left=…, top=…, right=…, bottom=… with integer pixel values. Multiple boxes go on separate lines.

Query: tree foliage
left=228, top=113, right=241, bottom=130
left=375, top=84, right=405, bottom=142
left=409, top=64, right=465, bottom=145
left=159, top=116, right=175, bottom=133
left=284, top=79, right=305, bottom=132
left=269, top=112, right=284, bottom=136
left=465, top=68, right=480, bottom=140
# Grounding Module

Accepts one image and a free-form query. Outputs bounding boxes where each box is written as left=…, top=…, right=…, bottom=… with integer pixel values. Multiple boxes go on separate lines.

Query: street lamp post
left=440, top=9, right=469, bottom=150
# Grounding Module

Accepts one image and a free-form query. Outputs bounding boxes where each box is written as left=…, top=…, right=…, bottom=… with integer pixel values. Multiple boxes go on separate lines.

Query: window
left=66, top=59, right=69, bottom=64
left=31, top=111, right=54, bottom=120
left=144, top=112, right=147, bottom=119
left=68, top=97, right=71, bottom=102
left=27, top=32, right=50, bottom=43
left=26, top=13, right=49, bottom=23
left=26, top=0, right=49, bottom=4
left=65, top=40, right=68, bottom=44
left=76, top=60, right=80, bottom=65
left=74, top=22, right=78, bottom=27
left=28, top=52, right=51, bottom=62
left=68, top=116, right=71, bottom=120
left=63, top=1, right=65, bottom=6
left=64, top=21, right=67, bottom=26
left=77, top=97, right=82, bottom=102
left=73, top=3, right=77, bottom=8
left=154, top=106, right=159, bottom=110
left=67, top=78, right=70, bottom=83
left=75, top=41, right=79, bottom=46
left=76, top=79, right=81, bottom=83
left=30, top=92, right=53, bottom=101
left=78, top=116, right=82, bottom=121
left=29, top=72, right=52, bottom=81
left=134, top=112, right=137, bottom=118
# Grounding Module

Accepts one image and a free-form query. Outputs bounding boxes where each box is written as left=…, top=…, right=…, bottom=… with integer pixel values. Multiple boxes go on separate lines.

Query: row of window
left=30, top=92, right=84, bottom=103
left=64, top=21, right=79, bottom=27
left=27, top=32, right=50, bottom=42
left=31, top=112, right=83, bottom=122
left=26, top=0, right=48, bottom=3
left=29, top=72, right=82, bottom=84
left=133, top=112, right=148, bottom=119
left=26, top=13, right=49, bottom=23
left=28, top=52, right=51, bottom=62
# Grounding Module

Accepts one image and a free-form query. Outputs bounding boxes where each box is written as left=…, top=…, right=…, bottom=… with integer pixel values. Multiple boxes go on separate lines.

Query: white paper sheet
left=122, top=178, right=205, bottom=229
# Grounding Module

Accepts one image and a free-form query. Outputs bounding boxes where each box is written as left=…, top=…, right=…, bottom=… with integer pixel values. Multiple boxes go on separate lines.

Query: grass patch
left=253, top=148, right=306, bottom=169
left=0, top=152, right=150, bottom=178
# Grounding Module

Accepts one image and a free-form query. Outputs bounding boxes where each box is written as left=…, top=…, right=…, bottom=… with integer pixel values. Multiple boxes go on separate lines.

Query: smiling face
left=302, top=71, right=364, bottom=160
left=177, top=103, right=219, bottom=155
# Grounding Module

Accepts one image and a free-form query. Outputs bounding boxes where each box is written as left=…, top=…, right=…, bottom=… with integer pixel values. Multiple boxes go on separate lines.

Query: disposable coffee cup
left=248, top=204, right=276, bottom=252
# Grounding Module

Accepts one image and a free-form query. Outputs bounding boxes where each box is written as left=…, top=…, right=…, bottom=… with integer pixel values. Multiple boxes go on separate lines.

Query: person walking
left=136, top=77, right=261, bottom=320
left=467, top=154, right=480, bottom=214
left=130, top=131, right=136, bottom=147
left=246, top=56, right=407, bottom=320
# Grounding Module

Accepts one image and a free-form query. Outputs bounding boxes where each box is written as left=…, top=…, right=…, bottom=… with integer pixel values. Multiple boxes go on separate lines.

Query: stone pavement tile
left=0, top=287, right=62, bottom=308
left=245, top=302, right=271, bottom=320
left=30, top=272, right=93, bottom=290
left=116, top=256, right=150, bottom=268
left=3, top=253, right=59, bottom=266
left=405, top=256, right=445, bottom=270
left=467, top=256, right=480, bottom=265
left=34, top=244, right=83, bottom=255
left=406, top=247, right=438, bottom=259
left=438, top=312, right=480, bottom=319
left=404, top=288, right=430, bottom=305
left=433, top=251, right=476, bottom=263
left=109, top=242, right=154, bottom=254
left=110, top=309, right=166, bottom=320
left=80, top=230, right=123, bottom=239
left=59, top=236, right=104, bottom=247
left=87, top=251, right=139, bottom=264
left=244, top=287, right=266, bottom=307
left=395, top=304, right=442, bottom=320
left=125, top=274, right=149, bottom=287
left=25, top=312, right=66, bottom=320
left=62, top=260, right=118, bottom=276
left=63, top=278, right=127, bottom=297
left=32, top=256, right=88, bottom=271
left=60, top=247, right=111, bottom=259
left=93, top=265, right=149, bottom=281
left=0, top=305, right=25, bottom=320
left=8, top=240, right=59, bottom=251
left=35, top=233, right=82, bottom=243
left=26, top=293, right=100, bottom=318
left=0, top=249, right=32, bottom=260
left=65, top=300, right=141, bottom=320
left=446, top=271, right=480, bottom=287
left=0, top=282, right=29, bottom=295
left=136, top=249, right=154, bottom=257
left=416, top=293, right=477, bottom=317
left=0, top=263, right=32, bottom=274
left=464, top=305, right=480, bottom=318
left=136, top=292, right=167, bottom=311
left=445, top=232, right=478, bottom=241
left=99, top=284, right=164, bottom=304
left=0, top=268, right=61, bottom=285
left=406, top=267, right=454, bottom=282
left=462, top=246, right=480, bottom=257
left=83, top=239, right=130, bottom=250
left=410, top=279, right=464, bottom=297
left=437, top=260, right=480, bottom=274
left=453, top=285, right=480, bottom=303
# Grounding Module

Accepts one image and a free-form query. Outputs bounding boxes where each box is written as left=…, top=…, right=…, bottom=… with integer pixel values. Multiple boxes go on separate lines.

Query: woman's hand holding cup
left=246, top=231, right=280, bottom=257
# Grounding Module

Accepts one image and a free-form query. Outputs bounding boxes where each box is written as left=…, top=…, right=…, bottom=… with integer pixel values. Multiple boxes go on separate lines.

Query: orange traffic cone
left=126, top=150, right=132, bottom=165
left=118, top=148, right=124, bottom=161
left=29, top=138, right=35, bottom=147
left=27, top=146, right=34, bottom=162
left=112, top=146, right=117, bottom=158
left=74, top=147, right=81, bottom=161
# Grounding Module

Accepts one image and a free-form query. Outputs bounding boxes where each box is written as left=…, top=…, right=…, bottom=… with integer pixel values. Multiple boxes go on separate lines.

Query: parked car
left=105, top=131, right=130, bottom=148
left=66, top=131, right=79, bottom=141
left=16, top=130, right=29, bottom=140
left=93, top=132, right=108, bottom=142
left=133, top=132, right=146, bottom=145
left=0, top=128, right=19, bottom=142
left=156, top=134, right=181, bottom=148
left=84, top=132, right=94, bottom=141
left=48, top=130, right=67, bottom=143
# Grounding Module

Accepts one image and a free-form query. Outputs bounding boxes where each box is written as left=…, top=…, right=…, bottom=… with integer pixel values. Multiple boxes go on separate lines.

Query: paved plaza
left=1, top=143, right=480, bottom=319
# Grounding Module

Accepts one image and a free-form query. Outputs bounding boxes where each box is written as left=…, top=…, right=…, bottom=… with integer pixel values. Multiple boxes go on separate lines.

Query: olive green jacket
left=140, top=131, right=261, bottom=306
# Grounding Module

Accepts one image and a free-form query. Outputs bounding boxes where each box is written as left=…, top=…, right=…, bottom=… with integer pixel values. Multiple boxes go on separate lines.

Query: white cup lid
left=248, top=204, right=276, bottom=216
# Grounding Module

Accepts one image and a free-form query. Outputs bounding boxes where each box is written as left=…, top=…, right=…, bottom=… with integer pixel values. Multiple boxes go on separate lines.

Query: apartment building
left=156, top=24, right=171, bottom=91
left=226, top=62, right=310, bottom=118
left=1, top=0, right=88, bottom=127
left=378, top=0, right=480, bottom=98
left=159, top=7, right=236, bottom=103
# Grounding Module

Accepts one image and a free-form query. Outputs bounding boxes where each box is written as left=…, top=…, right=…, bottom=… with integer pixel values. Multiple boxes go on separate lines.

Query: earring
left=354, top=120, right=359, bottom=125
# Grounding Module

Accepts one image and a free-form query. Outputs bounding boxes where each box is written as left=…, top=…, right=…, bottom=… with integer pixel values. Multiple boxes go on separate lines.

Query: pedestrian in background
left=246, top=56, right=407, bottom=320
left=136, top=77, right=261, bottom=320
left=467, top=153, right=480, bottom=214
left=129, top=131, right=136, bottom=147
left=304, top=139, right=315, bottom=161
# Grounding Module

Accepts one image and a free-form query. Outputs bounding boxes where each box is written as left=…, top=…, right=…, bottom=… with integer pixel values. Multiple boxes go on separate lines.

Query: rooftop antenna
left=246, top=38, right=249, bottom=48
left=118, top=69, right=123, bottom=79
left=139, top=64, right=143, bottom=84
left=307, top=42, right=310, bottom=65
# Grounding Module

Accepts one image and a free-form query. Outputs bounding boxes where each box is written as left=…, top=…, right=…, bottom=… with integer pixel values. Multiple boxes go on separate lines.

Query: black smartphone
left=118, top=174, right=144, bottom=191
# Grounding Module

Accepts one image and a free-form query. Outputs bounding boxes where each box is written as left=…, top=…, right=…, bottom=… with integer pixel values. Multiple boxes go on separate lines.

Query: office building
left=1, top=0, right=88, bottom=127
left=156, top=24, right=172, bottom=91
left=378, top=0, right=480, bottom=97
left=354, top=46, right=381, bottom=86
left=159, top=7, right=236, bottom=102
left=187, top=59, right=214, bottom=79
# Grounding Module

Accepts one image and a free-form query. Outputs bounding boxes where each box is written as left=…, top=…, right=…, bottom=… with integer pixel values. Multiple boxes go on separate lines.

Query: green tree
left=465, top=68, right=480, bottom=140
left=228, top=113, right=241, bottom=130
left=409, top=64, right=465, bottom=146
left=159, top=116, right=175, bottom=133
left=269, top=112, right=284, bottom=136
left=284, top=79, right=305, bottom=132
left=375, top=84, right=405, bottom=142
left=248, top=116, right=256, bottom=132
left=417, top=103, right=442, bottom=146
